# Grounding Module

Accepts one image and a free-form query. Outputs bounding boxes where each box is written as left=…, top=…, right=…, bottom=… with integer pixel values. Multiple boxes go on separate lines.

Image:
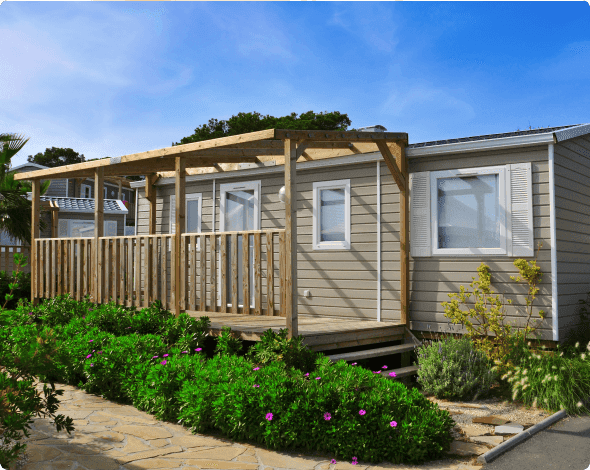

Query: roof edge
left=552, top=123, right=590, bottom=143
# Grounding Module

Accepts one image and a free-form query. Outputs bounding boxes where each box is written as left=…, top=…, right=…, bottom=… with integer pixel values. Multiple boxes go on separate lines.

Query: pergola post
left=31, top=179, right=40, bottom=306
left=118, top=180, right=123, bottom=200
left=173, top=157, right=185, bottom=317
left=94, top=168, right=104, bottom=303
left=284, top=138, right=298, bottom=339
left=398, top=145, right=409, bottom=327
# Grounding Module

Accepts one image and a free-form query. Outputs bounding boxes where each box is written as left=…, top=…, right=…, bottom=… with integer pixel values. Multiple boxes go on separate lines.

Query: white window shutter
left=170, top=195, right=176, bottom=234
left=58, top=220, right=68, bottom=238
left=409, top=171, right=431, bottom=257
left=510, top=162, right=534, bottom=257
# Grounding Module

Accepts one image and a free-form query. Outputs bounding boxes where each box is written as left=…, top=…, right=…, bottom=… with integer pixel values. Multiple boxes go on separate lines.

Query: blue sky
left=2, top=1, right=589, bottom=168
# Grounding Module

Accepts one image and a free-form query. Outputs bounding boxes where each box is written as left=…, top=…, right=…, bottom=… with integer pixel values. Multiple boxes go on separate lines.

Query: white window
left=81, top=184, right=91, bottom=198
left=219, top=181, right=261, bottom=308
left=58, top=219, right=117, bottom=238
left=312, top=179, right=351, bottom=250
left=410, top=163, right=534, bottom=257
left=170, top=193, right=202, bottom=234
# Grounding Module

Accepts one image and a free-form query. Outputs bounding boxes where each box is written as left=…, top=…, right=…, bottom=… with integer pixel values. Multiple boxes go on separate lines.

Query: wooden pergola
left=15, top=129, right=409, bottom=339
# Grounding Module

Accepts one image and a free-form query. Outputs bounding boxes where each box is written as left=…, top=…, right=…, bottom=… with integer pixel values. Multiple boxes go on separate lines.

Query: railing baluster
left=231, top=233, right=238, bottom=314
left=254, top=232, right=261, bottom=315
left=146, top=237, right=152, bottom=307
left=134, top=237, right=141, bottom=307
left=189, top=235, right=196, bottom=311
left=242, top=232, right=249, bottom=315
left=220, top=235, right=226, bottom=313
left=180, top=236, right=186, bottom=310
left=210, top=234, right=216, bottom=313
left=266, top=231, right=274, bottom=316
left=152, top=236, right=158, bottom=303
left=279, top=231, right=285, bottom=317
left=200, top=234, right=206, bottom=311
left=161, top=236, right=167, bottom=310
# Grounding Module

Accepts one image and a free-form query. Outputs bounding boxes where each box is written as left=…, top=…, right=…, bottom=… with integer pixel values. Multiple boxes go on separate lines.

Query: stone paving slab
left=17, top=380, right=496, bottom=470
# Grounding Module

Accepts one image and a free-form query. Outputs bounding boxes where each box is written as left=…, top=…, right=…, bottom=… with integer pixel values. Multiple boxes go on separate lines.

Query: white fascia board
left=128, top=130, right=575, bottom=188
left=10, top=162, right=49, bottom=172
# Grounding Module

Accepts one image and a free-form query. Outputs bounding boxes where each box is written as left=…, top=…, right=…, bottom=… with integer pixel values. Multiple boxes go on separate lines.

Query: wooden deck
left=185, top=311, right=407, bottom=351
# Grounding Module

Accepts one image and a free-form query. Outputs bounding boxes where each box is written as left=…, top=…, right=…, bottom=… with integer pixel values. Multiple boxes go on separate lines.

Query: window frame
left=81, top=184, right=91, bottom=198
left=430, top=165, right=507, bottom=256
left=312, top=179, right=351, bottom=251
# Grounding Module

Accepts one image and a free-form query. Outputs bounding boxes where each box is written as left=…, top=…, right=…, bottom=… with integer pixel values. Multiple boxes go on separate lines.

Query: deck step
left=327, top=343, right=416, bottom=363
left=386, top=365, right=419, bottom=379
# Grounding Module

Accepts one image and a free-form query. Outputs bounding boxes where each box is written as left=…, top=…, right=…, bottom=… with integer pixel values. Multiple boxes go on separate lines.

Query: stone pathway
left=14, top=381, right=488, bottom=470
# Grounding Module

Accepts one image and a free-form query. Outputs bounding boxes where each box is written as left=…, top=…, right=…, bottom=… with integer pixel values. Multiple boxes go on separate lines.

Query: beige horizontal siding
left=554, top=135, right=590, bottom=344
left=409, top=145, right=554, bottom=341
left=137, top=144, right=557, bottom=339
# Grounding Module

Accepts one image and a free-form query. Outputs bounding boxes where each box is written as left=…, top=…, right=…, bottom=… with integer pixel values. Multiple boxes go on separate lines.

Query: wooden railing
left=34, top=238, right=94, bottom=301
left=33, top=229, right=286, bottom=316
left=0, top=245, right=31, bottom=274
left=178, top=230, right=286, bottom=315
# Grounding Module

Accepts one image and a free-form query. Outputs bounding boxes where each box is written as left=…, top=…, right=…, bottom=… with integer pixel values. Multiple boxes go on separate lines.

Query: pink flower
left=182, top=351, right=188, bottom=354
left=90, top=364, right=94, bottom=367
left=253, top=384, right=260, bottom=388
left=152, top=356, right=159, bottom=359
left=86, top=354, right=92, bottom=359
left=373, top=370, right=381, bottom=374
left=265, top=413, right=273, bottom=421
left=359, top=409, right=366, bottom=416
left=382, top=365, right=388, bottom=369
left=304, top=373, right=310, bottom=377
left=315, top=377, right=321, bottom=380
left=195, top=348, right=202, bottom=352
left=351, top=362, right=357, bottom=366
left=161, top=360, right=167, bottom=365
left=89, top=340, right=94, bottom=343
left=352, top=456, right=358, bottom=465
left=390, top=421, right=397, bottom=427
left=163, top=354, right=169, bottom=357
left=331, top=459, right=337, bottom=464
left=253, top=367, right=260, bottom=371
left=389, top=372, right=397, bottom=378
left=92, top=350, right=95, bottom=353
left=324, top=412, right=331, bottom=421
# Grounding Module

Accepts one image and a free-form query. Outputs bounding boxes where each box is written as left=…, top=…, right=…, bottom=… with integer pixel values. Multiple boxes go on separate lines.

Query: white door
left=219, top=181, right=260, bottom=308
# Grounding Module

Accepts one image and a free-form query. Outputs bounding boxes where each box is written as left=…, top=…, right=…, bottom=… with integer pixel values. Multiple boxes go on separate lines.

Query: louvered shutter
left=170, top=195, right=176, bottom=234
left=509, top=162, right=534, bottom=257
left=58, top=220, right=68, bottom=238
left=409, top=171, right=431, bottom=257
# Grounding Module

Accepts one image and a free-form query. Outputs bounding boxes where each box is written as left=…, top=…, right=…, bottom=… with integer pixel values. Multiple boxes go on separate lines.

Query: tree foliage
left=0, top=134, right=49, bottom=244
left=173, top=111, right=353, bottom=146
left=27, top=147, right=85, bottom=168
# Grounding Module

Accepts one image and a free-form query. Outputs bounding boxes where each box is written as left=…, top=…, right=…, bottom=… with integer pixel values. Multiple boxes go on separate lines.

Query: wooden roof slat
left=14, top=128, right=408, bottom=181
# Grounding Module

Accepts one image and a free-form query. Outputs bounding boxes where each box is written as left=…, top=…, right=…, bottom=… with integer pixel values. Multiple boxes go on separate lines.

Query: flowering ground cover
left=1, top=295, right=457, bottom=467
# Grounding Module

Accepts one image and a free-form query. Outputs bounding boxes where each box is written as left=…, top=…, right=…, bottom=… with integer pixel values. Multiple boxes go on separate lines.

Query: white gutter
left=548, top=143, right=559, bottom=342
left=377, top=161, right=381, bottom=322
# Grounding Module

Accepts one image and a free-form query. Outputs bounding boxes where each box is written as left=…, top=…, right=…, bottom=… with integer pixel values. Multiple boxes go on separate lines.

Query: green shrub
left=415, top=333, right=498, bottom=401
left=17, top=295, right=93, bottom=328
left=214, top=325, right=243, bottom=357
left=244, top=328, right=321, bottom=373
left=177, top=353, right=456, bottom=464
left=0, top=270, right=30, bottom=310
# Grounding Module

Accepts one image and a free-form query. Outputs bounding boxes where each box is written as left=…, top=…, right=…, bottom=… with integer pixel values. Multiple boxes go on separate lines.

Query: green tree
left=0, top=134, right=49, bottom=244
left=27, top=147, right=85, bottom=168
left=173, top=111, right=353, bottom=146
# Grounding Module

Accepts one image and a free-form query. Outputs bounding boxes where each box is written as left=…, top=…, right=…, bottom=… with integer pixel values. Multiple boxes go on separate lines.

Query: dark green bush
left=244, top=328, right=321, bottom=374
left=17, top=295, right=93, bottom=328
left=0, top=270, right=30, bottom=310
left=415, top=334, right=498, bottom=401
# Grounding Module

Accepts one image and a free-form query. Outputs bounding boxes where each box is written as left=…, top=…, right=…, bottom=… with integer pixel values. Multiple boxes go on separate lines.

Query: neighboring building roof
left=34, top=196, right=128, bottom=214
left=10, top=162, right=49, bottom=172
left=406, top=124, right=580, bottom=149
